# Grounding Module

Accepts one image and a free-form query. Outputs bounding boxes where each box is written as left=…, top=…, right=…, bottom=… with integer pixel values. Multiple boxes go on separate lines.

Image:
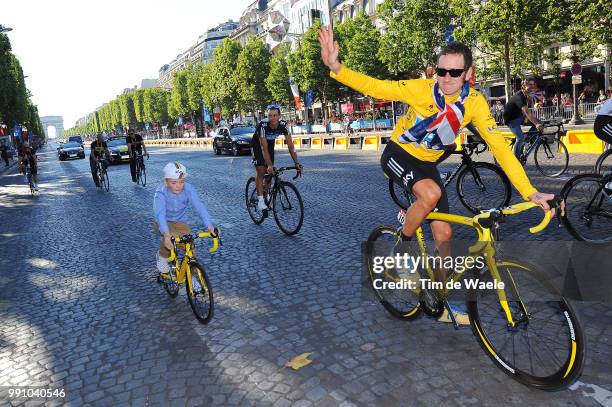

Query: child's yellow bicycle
left=157, top=230, right=220, bottom=324
left=365, top=201, right=584, bottom=390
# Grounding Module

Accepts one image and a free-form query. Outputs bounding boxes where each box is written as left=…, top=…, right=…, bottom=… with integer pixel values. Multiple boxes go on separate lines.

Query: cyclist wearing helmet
left=153, top=162, right=217, bottom=274
left=251, top=104, right=302, bottom=211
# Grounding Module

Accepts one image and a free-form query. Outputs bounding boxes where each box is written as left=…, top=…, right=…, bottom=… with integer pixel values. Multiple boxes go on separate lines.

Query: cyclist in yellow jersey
left=89, top=132, right=111, bottom=187
left=319, top=27, right=557, bottom=276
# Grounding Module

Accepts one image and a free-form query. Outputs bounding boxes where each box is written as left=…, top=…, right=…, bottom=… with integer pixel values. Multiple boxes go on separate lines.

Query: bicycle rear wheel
left=365, top=226, right=421, bottom=320
left=272, top=181, right=304, bottom=235
left=187, top=262, right=214, bottom=324
left=245, top=177, right=265, bottom=224
left=561, top=173, right=612, bottom=243
left=595, top=148, right=612, bottom=175
left=161, top=264, right=179, bottom=298
left=388, top=178, right=412, bottom=210
left=467, top=262, right=584, bottom=390
left=534, top=139, right=569, bottom=177
left=456, top=162, right=511, bottom=213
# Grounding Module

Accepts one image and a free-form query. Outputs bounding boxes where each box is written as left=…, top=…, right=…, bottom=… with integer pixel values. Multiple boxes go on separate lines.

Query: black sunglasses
left=436, top=67, right=466, bottom=78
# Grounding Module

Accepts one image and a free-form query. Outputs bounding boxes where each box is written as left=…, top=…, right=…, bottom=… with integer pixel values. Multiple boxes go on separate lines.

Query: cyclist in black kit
left=251, top=104, right=302, bottom=210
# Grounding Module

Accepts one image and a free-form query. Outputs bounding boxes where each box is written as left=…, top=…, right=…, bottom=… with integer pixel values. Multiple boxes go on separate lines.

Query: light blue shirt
left=154, top=182, right=213, bottom=234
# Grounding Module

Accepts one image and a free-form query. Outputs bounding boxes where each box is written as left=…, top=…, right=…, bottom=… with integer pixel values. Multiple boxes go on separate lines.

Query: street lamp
left=569, top=34, right=584, bottom=125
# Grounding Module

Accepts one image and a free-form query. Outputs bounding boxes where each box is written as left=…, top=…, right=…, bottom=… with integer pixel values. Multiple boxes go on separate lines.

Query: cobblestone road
left=0, top=143, right=610, bottom=406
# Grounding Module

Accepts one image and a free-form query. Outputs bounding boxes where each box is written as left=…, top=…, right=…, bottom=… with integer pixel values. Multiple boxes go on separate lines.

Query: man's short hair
left=439, top=42, right=473, bottom=69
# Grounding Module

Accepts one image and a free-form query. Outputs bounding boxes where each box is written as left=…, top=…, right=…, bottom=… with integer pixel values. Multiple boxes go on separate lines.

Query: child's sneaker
left=438, top=304, right=470, bottom=325
left=156, top=252, right=170, bottom=274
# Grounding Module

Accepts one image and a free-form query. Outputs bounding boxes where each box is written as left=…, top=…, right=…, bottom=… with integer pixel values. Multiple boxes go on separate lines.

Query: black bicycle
left=245, top=166, right=304, bottom=235
left=134, top=151, right=148, bottom=186
left=95, top=158, right=110, bottom=192
left=561, top=165, right=612, bottom=243
left=595, top=145, right=611, bottom=175
left=389, top=140, right=511, bottom=214
left=24, top=162, right=36, bottom=195
left=503, top=120, right=569, bottom=177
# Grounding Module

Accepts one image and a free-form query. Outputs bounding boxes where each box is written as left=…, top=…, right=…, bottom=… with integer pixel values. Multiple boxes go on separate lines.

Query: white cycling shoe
left=156, top=252, right=171, bottom=274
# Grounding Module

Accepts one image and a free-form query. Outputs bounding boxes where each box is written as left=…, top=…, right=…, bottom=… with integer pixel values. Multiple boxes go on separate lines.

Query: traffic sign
left=572, top=75, right=582, bottom=85
left=571, top=63, right=582, bottom=76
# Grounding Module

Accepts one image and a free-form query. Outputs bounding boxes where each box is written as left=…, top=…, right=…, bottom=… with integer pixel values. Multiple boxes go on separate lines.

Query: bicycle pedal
left=418, top=289, right=444, bottom=318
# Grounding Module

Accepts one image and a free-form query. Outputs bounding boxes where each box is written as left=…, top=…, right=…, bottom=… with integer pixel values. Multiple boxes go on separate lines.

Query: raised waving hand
left=318, top=25, right=341, bottom=74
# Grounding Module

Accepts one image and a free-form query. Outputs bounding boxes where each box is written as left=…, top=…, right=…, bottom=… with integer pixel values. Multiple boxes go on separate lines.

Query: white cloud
left=2, top=0, right=246, bottom=128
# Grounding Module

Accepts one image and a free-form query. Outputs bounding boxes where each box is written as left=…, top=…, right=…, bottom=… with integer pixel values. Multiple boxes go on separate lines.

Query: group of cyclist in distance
left=88, top=128, right=149, bottom=187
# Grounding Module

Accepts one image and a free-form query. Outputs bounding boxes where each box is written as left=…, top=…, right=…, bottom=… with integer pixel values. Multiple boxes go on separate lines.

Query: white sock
left=258, top=195, right=264, bottom=204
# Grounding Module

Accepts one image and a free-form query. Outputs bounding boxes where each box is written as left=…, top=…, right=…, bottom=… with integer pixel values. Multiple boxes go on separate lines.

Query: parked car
left=107, top=137, right=130, bottom=164
left=57, top=142, right=85, bottom=161
left=213, top=125, right=256, bottom=156
left=68, top=135, right=84, bottom=146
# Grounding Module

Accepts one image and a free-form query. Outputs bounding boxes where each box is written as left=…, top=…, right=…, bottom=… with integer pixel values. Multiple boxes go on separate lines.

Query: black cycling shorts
left=28, top=157, right=37, bottom=176
left=594, top=114, right=612, bottom=144
left=380, top=141, right=449, bottom=213
left=252, top=140, right=275, bottom=167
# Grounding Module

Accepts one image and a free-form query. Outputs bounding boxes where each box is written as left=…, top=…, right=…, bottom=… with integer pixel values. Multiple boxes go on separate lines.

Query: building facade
left=158, top=21, right=238, bottom=89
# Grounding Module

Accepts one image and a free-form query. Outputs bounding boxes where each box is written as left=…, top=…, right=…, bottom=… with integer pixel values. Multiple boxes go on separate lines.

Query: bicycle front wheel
left=467, top=262, right=584, bottom=390
left=365, top=226, right=421, bottom=320
left=138, top=162, right=147, bottom=186
left=534, top=139, right=569, bottom=177
left=245, top=177, right=265, bottom=224
left=456, top=162, right=511, bottom=213
left=272, top=181, right=304, bottom=235
left=388, top=178, right=412, bottom=210
left=561, top=173, right=612, bottom=243
left=100, top=167, right=110, bottom=192
left=595, top=148, right=612, bottom=175
left=187, top=262, right=214, bottom=324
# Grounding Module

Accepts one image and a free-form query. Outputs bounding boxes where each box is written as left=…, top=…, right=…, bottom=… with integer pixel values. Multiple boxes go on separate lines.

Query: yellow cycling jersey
left=330, top=66, right=538, bottom=200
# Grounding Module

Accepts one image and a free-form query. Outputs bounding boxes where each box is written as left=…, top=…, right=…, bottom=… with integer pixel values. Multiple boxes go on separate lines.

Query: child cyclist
left=153, top=162, right=218, bottom=274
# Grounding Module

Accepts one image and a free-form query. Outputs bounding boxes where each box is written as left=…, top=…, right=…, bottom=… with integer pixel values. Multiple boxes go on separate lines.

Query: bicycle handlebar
left=475, top=199, right=559, bottom=234
left=167, top=228, right=221, bottom=262
left=272, top=166, right=302, bottom=180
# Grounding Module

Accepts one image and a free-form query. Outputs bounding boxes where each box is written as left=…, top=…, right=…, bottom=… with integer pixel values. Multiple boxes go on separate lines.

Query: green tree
left=210, top=38, right=242, bottom=119
left=200, top=63, right=217, bottom=117
left=133, top=89, right=146, bottom=124
left=236, top=36, right=272, bottom=115
left=168, top=70, right=189, bottom=121
left=119, top=93, right=136, bottom=128
left=336, top=12, right=387, bottom=78
left=143, top=88, right=169, bottom=127
left=266, top=44, right=294, bottom=110
left=451, top=0, right=568, bottom=99
left=110, top=99, right=122, bottom=131
left=377, top=0, right=454, bottom=76
left=0, top=53, right=29, bottom=126
left=287, top=20, right=343, bottom=123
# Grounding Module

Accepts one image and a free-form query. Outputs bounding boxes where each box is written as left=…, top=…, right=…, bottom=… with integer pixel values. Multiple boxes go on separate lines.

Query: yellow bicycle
left=157, top=230, right=220, bottom=324
left=365, top=201, right=584, bottom=390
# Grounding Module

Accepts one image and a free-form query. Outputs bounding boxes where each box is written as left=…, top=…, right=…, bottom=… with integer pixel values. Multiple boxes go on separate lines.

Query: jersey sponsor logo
left=387, top=157, right=405, bottom=180
left=402, top=171, right=414, bottom=187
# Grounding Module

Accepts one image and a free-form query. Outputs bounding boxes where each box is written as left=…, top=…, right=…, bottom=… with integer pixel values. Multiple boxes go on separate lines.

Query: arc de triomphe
left=40, top=116, right=64, bottom=139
